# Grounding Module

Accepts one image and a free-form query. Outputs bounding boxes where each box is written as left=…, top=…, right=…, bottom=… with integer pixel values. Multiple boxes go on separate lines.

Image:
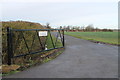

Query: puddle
left=97, top=43, right=103, bottom=45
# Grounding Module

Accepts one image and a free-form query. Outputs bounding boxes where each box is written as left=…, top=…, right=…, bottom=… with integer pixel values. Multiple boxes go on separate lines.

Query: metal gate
left=7, top=27, right=65, bottom=65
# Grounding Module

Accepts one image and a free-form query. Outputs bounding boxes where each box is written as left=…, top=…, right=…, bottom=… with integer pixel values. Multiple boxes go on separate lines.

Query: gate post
left=7, top=27, right=13, bottom=65
left=62, top=30, right=65, bottom=47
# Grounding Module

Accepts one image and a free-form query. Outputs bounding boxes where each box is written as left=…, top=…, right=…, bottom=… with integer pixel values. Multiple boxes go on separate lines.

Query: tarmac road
left=4, top=35, right=118, bottom=78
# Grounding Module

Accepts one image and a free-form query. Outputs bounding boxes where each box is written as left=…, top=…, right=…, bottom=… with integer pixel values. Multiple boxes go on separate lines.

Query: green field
left=65, top=32, right=119, bottom=45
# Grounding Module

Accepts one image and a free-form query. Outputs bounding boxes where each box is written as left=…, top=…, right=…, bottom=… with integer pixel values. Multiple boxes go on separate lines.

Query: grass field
left=65, top=32, right=119, bottom=45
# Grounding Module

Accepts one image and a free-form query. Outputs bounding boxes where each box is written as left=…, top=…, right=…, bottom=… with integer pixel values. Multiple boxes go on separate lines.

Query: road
left=4, top=35, right=118, bottom=78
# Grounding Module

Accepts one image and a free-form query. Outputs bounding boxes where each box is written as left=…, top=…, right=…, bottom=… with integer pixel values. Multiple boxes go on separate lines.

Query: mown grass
left=65, top=32, right=119, bottom=45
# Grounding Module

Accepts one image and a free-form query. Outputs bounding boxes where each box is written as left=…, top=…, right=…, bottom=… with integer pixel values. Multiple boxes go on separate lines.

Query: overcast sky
left=1, top=0, right=119, bottom=29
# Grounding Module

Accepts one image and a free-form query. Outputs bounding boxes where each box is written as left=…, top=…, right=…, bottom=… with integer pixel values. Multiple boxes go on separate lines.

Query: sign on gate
left=39, top=31, right=48, bottom=36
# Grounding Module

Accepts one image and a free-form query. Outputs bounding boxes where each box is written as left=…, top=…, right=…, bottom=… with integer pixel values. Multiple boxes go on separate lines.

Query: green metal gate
left=7, top=27, right=65, bottom=65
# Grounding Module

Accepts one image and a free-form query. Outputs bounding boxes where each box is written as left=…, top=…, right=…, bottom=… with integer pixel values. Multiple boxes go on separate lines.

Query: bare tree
left=46, top=22, right=51, bottom=29
left=85, top=24, right=94, bottom=31
left=66, top=26, right=70, bottom=31
left=60, top=26, right=62, bottom=29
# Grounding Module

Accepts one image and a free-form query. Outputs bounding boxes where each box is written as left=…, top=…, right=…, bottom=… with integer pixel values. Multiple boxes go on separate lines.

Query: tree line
left=43, top=23, right=115, bottom=32
left=59, top=24, right=114, bottom=32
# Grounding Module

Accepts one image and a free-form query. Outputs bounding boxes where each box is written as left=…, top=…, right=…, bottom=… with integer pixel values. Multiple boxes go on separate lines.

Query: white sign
left=39, top=31, right=48, bottom=36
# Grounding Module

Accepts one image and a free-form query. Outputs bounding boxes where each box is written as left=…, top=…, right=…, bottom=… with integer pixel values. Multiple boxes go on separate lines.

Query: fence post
left=7, top=27, right=13, bottom=65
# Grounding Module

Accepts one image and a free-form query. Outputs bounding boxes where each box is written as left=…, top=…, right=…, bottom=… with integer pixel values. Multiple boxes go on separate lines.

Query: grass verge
left=65, top=32, right=119, bottom=45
